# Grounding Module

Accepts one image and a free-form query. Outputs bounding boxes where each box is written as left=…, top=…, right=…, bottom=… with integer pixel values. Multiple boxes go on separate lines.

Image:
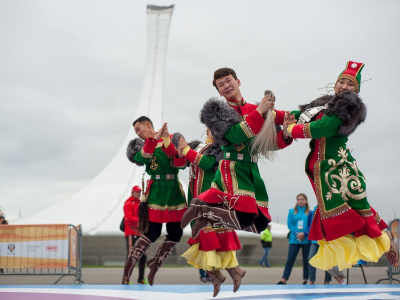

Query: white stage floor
left=1, top=284, right=400, bottom=300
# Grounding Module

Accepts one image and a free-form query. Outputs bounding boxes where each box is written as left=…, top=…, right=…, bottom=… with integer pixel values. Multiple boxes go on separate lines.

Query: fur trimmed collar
left=299, top=92, right=367, bottom=136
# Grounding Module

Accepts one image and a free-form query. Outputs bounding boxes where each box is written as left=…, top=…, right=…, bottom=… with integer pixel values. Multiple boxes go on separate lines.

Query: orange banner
left=0, top=224, right=69, bottom=269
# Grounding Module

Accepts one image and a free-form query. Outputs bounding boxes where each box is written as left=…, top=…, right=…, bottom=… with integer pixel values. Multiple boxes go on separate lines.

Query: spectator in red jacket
left=123, top=185, right=148, bottom=284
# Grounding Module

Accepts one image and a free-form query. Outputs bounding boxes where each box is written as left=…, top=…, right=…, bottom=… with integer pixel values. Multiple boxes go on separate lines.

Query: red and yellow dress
left=133, top=136, right=187, bottom=223
left=178, top=142, right=241, bottom=270
left=288, top=93, right=390, bottom=270
left=198, top=99, right=291, bottom=228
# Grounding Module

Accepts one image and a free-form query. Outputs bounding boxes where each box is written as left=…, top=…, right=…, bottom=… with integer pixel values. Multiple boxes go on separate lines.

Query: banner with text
left=0, top=224, right=69, bottom=269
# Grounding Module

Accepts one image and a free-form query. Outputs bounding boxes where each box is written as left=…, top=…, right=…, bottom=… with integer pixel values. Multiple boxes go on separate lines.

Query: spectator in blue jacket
left=308, top=205, right=347, bottom=285
left=277, top=193, right=312, bottom=284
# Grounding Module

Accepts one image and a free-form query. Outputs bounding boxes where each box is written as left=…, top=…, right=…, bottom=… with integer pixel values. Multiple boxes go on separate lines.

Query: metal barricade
left=0, top=224, right=83, bottom=284
left=376, top=219, right=400, bottom=284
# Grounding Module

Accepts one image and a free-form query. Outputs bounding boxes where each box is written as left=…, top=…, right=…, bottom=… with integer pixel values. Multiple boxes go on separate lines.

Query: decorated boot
left=226, top=265, right=246, bottom=293
left=122, top=235, right=151, bottom=284
left=147, top=238, right=177, bottom=286
left=207, top=270, right=226, bottom=297
left=189, top=205, right=243, bottom=238
left=385, top=231, right=399, bottom=266
left=180, top=198, right=207, bottom=229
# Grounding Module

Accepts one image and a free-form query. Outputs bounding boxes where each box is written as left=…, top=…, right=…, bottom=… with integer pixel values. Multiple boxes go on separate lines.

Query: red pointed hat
left=132, top=185, right=142, bottom=192
left=336, top=61, right=365, bottom=92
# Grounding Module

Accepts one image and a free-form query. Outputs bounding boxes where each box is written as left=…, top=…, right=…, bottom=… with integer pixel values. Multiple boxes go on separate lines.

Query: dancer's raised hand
left=283, top=111, right=296, bottom=138
left=161, top=123, right=170, bottom=138
left=177, top=136, right=188, bottom=158
left=256, top=94, right=275, bottom=115
left=154, top=122, right=167, bottom=140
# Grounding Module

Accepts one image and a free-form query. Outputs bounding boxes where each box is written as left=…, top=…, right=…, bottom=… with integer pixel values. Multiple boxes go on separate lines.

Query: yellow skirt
left=181, top=243, right=238, bottom=271
left=310, top=231, right=390, bottom=271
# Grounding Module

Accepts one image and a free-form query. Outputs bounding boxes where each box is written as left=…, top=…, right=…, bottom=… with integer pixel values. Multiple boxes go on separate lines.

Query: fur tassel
left=126, top=138, right=145, bottom=166
left=200, top=98, right=241, bottom=145
left=138, top=202, right=149, bottom=234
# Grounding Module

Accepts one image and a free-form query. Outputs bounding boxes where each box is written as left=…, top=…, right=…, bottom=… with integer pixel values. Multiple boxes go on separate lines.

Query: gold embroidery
left=314, top=138, right=325, bottom=211
left=256, top=200, right=268, bottom=208
left=219, top=161, right=228, bottom=194
left=194, top=153, right=203, bottom=166
left=354, top=208, right=373, bottom=217
left=230, top=161, right=256, bottom=198
left=196, top=168, right=205, bottom=197
left=140, top=148, right=153, bottom=158
left=304, top=123, right=312, bottom=138
left=211, top=182, right=220, bottom=190
left=239, top=121, right=254, bottom=138
left=314, top=138, right=351, bottom=218
left=148, top=203, right=187, bottom=211
left=324, top=147, right=366, bottom=201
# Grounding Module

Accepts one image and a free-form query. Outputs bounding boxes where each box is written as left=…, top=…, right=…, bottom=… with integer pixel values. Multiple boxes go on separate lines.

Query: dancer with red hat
left=122, top=185, right=147, bottom=284
left=282, top=61, right=397, bottom=271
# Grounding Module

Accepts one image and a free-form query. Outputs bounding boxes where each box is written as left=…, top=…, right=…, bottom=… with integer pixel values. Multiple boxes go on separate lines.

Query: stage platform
left=1, top=284, right=400, bottom=300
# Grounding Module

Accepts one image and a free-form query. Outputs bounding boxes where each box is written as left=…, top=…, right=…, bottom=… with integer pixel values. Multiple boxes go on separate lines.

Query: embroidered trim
left=140, top=149, right=153, bottom=158
left=354, top=208, right=373, bottom=218
left=256, top=200, right=268, bottom=208
left=227, top=99, right=246, bottom=107
left=214, top=228, right=234, bottom=234
left=195, top=168, right=205, bottom=198
left=319, top=204, right=351, bottom=219
left=304, top=123, right=312, bottom=138
left=148, top=203, right=187, bottom=211
left=230, top=161, right=256, bottom=198
left=240, top=120, right=255, bottom=138
left=194, top=153, right=203, bottom=166
left=374, top=211, right=381, bottom=224
left=314, top=137, right=352, bottom=219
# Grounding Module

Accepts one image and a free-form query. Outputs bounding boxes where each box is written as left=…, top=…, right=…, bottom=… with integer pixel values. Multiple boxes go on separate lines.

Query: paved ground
left=0, top=266, right=396, bottom=285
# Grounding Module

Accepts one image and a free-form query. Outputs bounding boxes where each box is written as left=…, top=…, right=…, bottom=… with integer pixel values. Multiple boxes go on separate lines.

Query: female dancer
left=283, top=61, right=393, bottom=270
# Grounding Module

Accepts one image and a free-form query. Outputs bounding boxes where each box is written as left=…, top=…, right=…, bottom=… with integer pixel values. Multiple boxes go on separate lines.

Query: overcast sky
left=1, top=0, right=399, bottom=225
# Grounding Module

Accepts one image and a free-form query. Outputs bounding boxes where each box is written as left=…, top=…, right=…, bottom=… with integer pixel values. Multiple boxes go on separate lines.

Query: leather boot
left=189, top=206, right=243, bottom=238
left=226, top=265, right=246, bottom=293
left=180, top=198, right=205, bottom=229
left=147, top=238, right=177, bottom=286
left=122, top=235, right=151, bottom=284
left=207, top=270, right=226, bottom=297
left=385, top=231, right=399, bottom=266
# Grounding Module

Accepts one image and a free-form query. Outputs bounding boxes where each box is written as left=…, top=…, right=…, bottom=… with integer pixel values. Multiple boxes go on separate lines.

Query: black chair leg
left=360, top=265, right=367, bottom=284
